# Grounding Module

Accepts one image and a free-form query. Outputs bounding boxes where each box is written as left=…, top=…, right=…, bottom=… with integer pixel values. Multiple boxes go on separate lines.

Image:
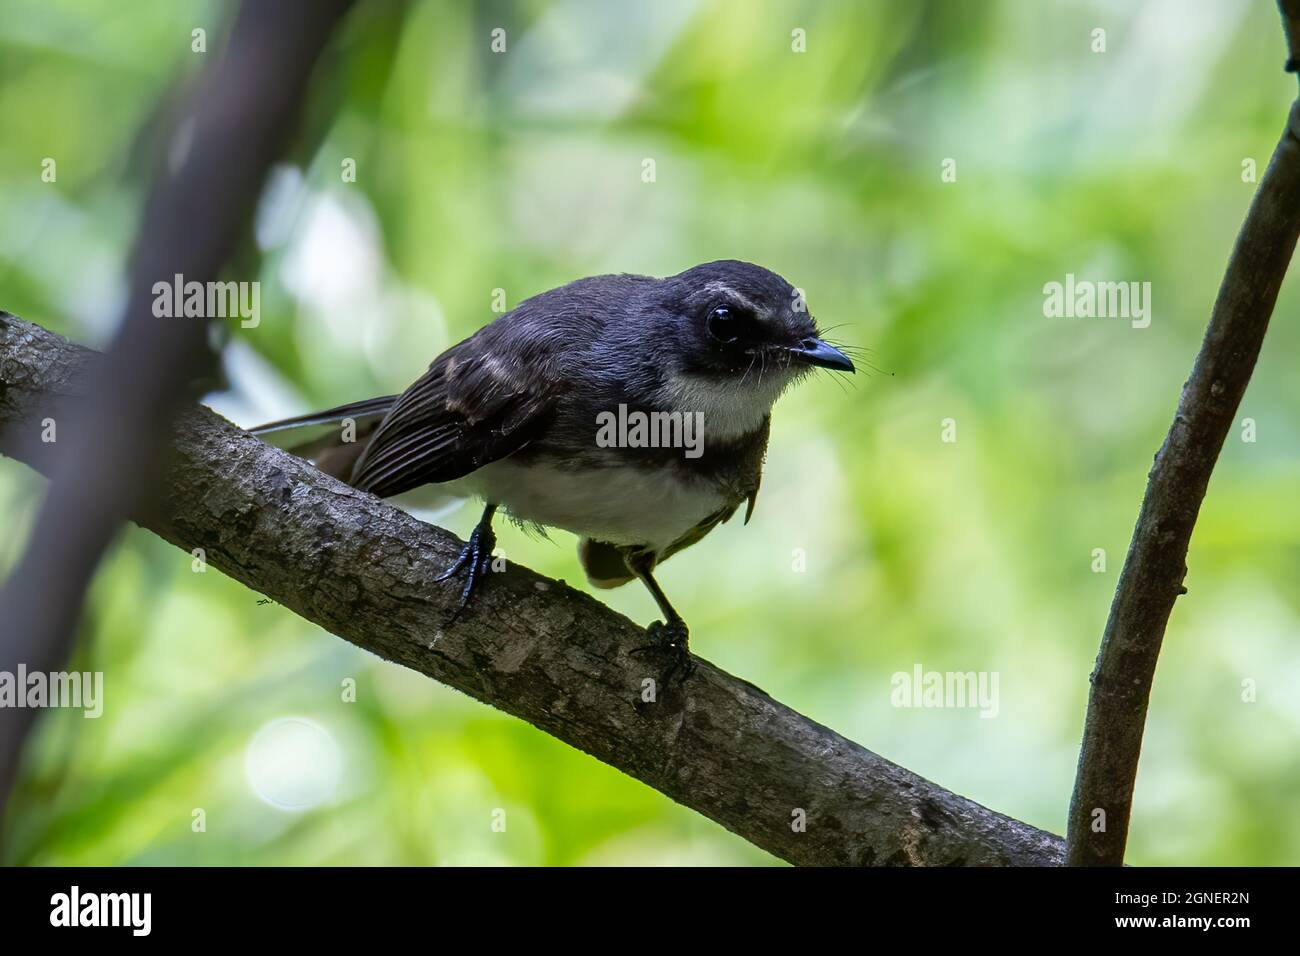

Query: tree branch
left=0, top=311, right=1064, bottom=867
left=1065, top=1, right=1300, bottom=866
left=0, top=0, right=356, bottom=814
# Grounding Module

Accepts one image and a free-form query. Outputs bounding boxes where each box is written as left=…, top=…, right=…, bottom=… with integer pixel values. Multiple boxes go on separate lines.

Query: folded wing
left=349, top=340, right=558, bottom=499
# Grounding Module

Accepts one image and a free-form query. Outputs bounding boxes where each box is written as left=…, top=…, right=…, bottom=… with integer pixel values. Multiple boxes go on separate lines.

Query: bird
left=251, top=260, right=855, bottom=676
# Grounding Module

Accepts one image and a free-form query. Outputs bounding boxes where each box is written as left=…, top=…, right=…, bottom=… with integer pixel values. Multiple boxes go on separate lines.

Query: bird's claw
left=436, top=523, right=496, bottom=626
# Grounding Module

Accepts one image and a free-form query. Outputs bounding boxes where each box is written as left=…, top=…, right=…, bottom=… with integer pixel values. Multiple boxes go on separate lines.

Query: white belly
left=449, top=458, right=727, bottom=551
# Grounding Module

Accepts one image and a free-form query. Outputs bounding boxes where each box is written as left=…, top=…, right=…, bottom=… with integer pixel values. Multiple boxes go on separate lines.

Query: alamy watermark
left=1042, top=273, right=1151, bottom=329
left=50, top=886, right=150, bottom=936
left=891, top=664, right=999, bottom=719
left=595, top=404, right=704, bottom=459
left=0, top=666, right=103, bottom=718
left=152, top=273, right=260, bottom=328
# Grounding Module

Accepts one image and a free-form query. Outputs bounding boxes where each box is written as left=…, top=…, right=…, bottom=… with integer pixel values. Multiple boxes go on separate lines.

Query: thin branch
left=0, top=0, right=355, bottom=814
left=0, top=312, right=1065, bottom=867
left=1065, top=2, right=1300, bottom=866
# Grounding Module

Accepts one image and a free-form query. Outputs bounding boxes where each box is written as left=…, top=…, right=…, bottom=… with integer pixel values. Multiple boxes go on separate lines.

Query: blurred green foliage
left=2, top=0, right=1299, bottom=865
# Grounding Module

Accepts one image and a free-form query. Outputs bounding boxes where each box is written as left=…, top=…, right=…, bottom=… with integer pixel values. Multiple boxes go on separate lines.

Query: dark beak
left=786, top=337, right=855, bottom=373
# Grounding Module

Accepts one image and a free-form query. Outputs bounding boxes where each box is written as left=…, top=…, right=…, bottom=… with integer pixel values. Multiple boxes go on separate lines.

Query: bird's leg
left=625, top=549, right=695, bottom=683
left=436, top=503, right=498, bottom=625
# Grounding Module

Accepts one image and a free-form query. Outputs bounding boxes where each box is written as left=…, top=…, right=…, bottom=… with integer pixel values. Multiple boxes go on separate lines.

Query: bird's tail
left=249, top=395, right=398, bottom=483
left=577, top=538, right=635, bottom=589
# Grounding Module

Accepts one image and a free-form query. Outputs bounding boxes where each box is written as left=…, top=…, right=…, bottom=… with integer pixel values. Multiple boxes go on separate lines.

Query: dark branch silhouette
left=0, top=312, right=1065, bottom=867
left=0, top=0, right=355, bottom=814
left=1065, top=0, right=1300, bottom=866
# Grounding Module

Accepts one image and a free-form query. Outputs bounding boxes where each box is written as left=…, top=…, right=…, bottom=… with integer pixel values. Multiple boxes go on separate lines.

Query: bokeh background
left=2, top=0, right=1299, bottom=865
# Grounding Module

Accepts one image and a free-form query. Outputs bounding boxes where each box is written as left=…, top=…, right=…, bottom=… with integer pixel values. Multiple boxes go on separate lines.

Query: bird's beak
left=786, top=337, right=855, bottom=373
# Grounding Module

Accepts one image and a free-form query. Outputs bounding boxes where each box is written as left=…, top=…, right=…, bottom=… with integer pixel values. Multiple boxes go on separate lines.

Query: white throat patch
left=656, top=366, right=793, bottom=441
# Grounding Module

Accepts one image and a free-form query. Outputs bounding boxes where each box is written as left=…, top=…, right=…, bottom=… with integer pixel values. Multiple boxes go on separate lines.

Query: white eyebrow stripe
left=701, top=281, right=765, bottom=319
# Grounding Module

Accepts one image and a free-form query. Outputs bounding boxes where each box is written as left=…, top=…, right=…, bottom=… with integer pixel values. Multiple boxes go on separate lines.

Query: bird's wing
left=578, top=503, right=739, bottom=590
left=657, top=431, right=767, bottom=565
left=349, top=340, right=558, bottom=499
left=658, top=504, right=739, bottom=566
left=743, top=474, right=761, bottom=524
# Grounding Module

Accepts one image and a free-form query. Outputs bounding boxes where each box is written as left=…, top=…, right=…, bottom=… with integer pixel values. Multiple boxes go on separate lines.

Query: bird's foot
left=435, top=521, right=497, bottom=626
left=640, top=618, right=695, bottom=685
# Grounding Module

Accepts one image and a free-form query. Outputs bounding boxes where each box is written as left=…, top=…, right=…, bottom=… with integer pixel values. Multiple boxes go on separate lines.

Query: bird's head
left=663, top=259, right=853, bottom=378
left=646, top=260, right=854, bottom=433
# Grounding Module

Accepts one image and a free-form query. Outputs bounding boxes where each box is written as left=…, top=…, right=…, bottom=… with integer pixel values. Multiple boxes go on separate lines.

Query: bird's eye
left=707, top=306, right=741, bottom=344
